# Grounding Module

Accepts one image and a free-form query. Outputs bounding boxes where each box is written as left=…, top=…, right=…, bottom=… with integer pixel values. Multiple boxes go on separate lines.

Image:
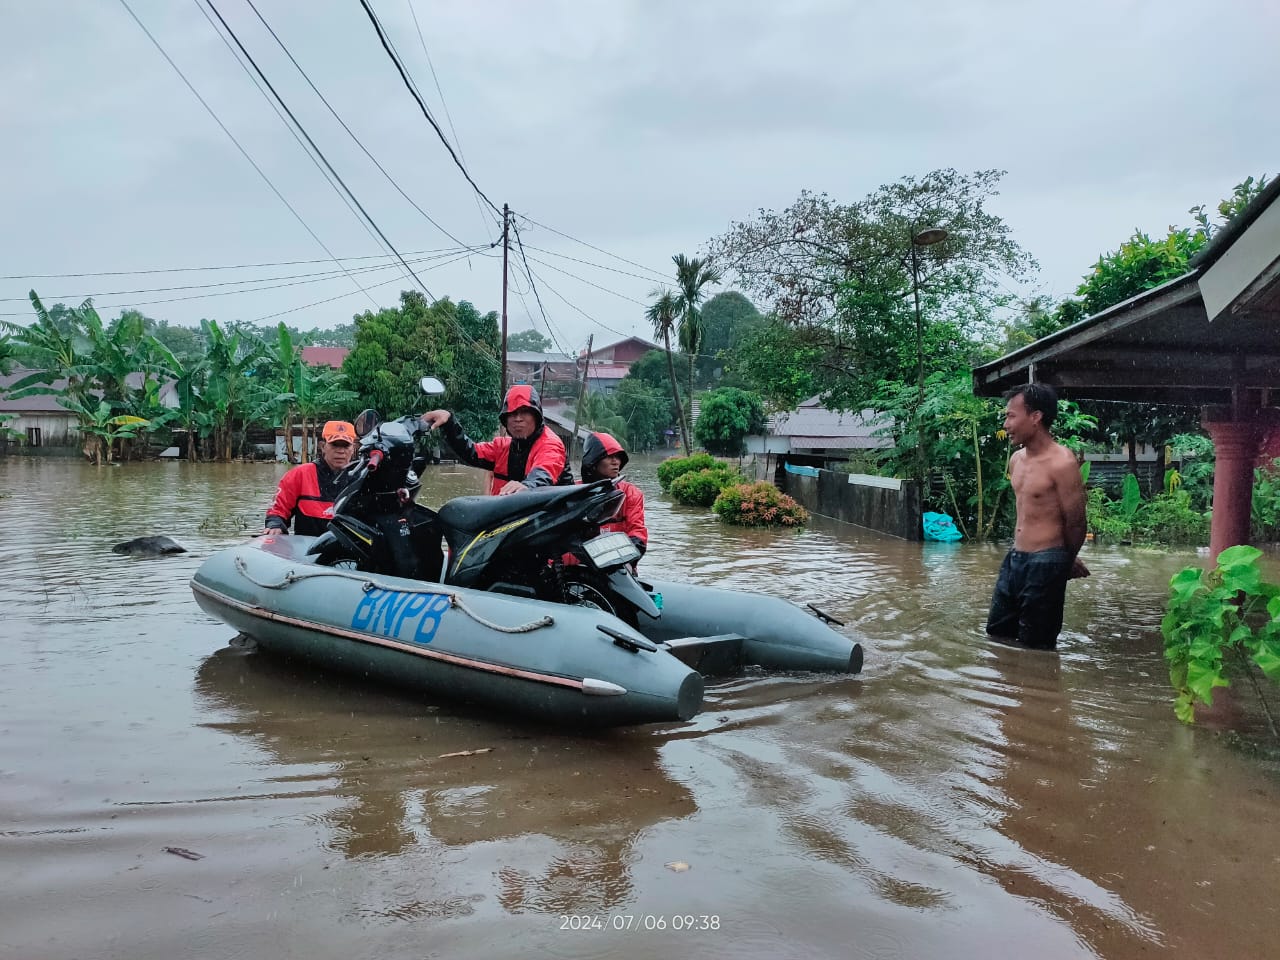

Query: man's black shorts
left=986, top=547, right=1072, bottom=650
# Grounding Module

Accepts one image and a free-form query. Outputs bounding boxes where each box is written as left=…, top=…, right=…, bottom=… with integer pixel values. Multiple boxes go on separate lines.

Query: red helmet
left=498, top=384, right=544, bottom=426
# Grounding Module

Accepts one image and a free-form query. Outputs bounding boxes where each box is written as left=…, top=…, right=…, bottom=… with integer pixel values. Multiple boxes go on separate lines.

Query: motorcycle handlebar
left=367, top=449, right=385, bottom=470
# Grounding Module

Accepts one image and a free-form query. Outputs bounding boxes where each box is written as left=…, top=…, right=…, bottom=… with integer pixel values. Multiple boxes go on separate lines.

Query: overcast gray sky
left=2, top=0, right=1276, bottom=351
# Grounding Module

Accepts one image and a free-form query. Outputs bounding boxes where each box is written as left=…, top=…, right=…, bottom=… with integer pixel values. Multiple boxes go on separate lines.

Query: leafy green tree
left=342, top=292, right=500, bottom=440
left=200, top=319, right=265, bottom=461
left=646, top=291, right=691, bottom=455
left=612, top=378, right=671, bottom=452
left=507, top=328, right=552, bottom=352
left=250, top=323, right=306, bottom=463
left=710, top=169, right=1035, bottom=410
left=696, top=291, right=762, bottom=384
left=731, top=320, right=821, bottom=412
left=694, top=387, right=766, bottom=457
left=307, top=322, right=356, bottom=348
left=671, top=253, right=723, bottom=420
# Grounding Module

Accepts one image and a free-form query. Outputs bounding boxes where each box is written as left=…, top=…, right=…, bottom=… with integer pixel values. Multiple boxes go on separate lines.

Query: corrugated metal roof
left=301, top=346, right=349, bottom=368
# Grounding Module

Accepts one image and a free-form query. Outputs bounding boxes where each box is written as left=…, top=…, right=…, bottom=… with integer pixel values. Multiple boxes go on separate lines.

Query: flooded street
left=3, top=453, right=1280, bottom=959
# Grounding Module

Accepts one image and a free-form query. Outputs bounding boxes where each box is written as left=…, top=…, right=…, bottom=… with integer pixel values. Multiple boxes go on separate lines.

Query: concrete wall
left=779, top=467, right=922, bottom=540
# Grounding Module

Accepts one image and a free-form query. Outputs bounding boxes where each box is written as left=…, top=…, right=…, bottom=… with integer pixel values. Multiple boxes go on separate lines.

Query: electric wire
left=405, top=0, right=493, bottom=236
left=251, top=247, right=481, bottom=324
left=516, top=213, right=669, bottom=281
left=519, top=244, right=668, bottom=285
left=115, top=0, right=379, bottom=307
left=522, top=253, right=648, bottom=307
left=357, top=0, right=501, bottom=218
left=241, top=0, right=472, bottom=248
left=0, top=249, right=473, bottom=318
left=510, top=219, right=573, bottom=356
left=201, top=0, right=441, bottom=304
left=192, top=0, right=393, bottom=269
left=0, top=246, right=473, bottom=281
left=1, top=247, right=481, bottom=302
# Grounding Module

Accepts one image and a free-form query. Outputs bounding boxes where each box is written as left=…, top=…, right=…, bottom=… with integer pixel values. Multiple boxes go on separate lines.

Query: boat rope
left=232, top=558, right=555, bottom=634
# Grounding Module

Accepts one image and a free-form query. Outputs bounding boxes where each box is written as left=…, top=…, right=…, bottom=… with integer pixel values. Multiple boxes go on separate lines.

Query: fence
left=778, top=463, right=922, bottom=540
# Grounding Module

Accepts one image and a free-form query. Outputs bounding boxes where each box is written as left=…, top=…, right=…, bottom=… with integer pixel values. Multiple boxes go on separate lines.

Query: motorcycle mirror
left=353, top=408, right=380, bottom=438
left=420, top=376, right=445, bottom=396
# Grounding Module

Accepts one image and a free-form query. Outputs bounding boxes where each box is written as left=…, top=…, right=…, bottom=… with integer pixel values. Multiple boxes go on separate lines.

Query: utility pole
left=572, top=334, right=593, bottom=461
left=500, top=203, right=510, bottom=394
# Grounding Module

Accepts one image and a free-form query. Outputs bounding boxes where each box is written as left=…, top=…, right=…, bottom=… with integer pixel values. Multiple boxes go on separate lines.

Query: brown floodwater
left=3, top=453, right=1280, bottom=959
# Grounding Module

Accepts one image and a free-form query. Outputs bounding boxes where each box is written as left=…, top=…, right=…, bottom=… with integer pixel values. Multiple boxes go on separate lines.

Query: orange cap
left=322, top=420, right=357, bottom=443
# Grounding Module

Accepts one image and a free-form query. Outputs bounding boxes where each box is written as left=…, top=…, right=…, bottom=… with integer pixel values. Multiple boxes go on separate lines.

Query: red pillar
left=1203, top=417, right=1262, bottom=559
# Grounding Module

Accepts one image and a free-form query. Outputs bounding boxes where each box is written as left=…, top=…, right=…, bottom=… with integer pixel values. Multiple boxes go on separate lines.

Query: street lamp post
left=909, top=227, right=948, bottom=483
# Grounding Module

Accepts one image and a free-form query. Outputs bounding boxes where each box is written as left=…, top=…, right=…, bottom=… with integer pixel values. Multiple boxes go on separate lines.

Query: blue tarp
left=922, top=511, right=963, bottom=542
left=784, top=463, right=821, bottom=478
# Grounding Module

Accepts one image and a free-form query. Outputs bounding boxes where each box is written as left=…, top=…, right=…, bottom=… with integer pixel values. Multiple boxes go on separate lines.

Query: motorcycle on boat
left=306, top=377, right=660, bottom=626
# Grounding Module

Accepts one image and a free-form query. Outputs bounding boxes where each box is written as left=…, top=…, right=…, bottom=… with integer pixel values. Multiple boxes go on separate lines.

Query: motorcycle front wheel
left=560, top=568, right=638, bottom=628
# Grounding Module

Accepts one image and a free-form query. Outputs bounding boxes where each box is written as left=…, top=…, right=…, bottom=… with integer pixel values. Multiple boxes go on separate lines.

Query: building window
left=26, top=427, right=42, bottom=447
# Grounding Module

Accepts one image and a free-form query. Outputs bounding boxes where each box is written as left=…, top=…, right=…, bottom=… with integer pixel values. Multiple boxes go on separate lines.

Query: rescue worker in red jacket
left=581, top=431, right=648, bottom=561
left=421, top=384, right=572, bottom=495
left=261, top=420, right=357, bottom=535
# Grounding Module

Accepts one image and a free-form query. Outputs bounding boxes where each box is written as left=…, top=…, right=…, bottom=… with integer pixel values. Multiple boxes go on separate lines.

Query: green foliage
left=693, top=387, right=766, bottom=457
left=695, top=291, right=762, bottom=384
left=731, top=320, right=821, bottom=411
left=1135, top=492, right=1210, bottom=545
left=1162, top=545, right=1280, bottom=725
left=1251, top=459, right=1280, bottom=542
left=1076, top=227, right=1207, bottom=316
left=507, top=328, right=552, bottom=352
left=1119, top=473, right=1143, bottom=523
left=709, top=168, right=1035, bottom=411
left=343, top=292, right=500, bottom=440
left=1086, top=487, right=1131, bottom=543
left=669, top=466, right=743, bottom=507
left=712, top=481, right=809, bottom=528
left=657, top=452, right=720, bottom=491
left=611, top=378, right=670, bottom=452
left=646, top=290, right=692, bottom=455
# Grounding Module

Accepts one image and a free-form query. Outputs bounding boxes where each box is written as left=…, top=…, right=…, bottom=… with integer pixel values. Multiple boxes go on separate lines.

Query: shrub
left=1135, top=492, right=1209, bottom=544
left=712, top=481, right=809, bottom=528
left=657, top=452, right=719, bottom=490
left=670, top=467, right=742, bottom=507
left=1086, top=487, right=1130, bottom=543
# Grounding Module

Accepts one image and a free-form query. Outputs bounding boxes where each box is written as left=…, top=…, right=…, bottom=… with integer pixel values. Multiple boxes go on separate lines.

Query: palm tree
left=646, top=290, right=690, bottom=455
left=671, top=254, right=722, bottom=444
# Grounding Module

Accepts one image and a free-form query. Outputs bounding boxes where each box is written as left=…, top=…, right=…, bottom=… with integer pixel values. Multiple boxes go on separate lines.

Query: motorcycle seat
left=438, top=481, right=607, bottom=532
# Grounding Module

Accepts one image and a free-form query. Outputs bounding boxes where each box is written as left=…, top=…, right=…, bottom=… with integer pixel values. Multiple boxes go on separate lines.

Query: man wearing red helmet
left=422, top=384, right=572, bottom=495
left=581, top=431, right=647, bottom=560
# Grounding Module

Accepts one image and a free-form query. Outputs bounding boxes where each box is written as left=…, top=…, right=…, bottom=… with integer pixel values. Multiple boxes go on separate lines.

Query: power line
left=1, top=247, right=480, bottom=302
left=510, top=220, right=573, bottom=356
left=0, top=249, right=473, bottom=317
left=524, top=264, right=641, bottom=343
left=192, top=0, right=394, bottom=267
left=357, top=0, right=500, bottom=217
left=116, top=0, right=379, bottom=307
left=516, top=213, right=669, bottom=280
left=522, top=253, right=648, bottom=307
left=404, top=0, right=494, bottom=236
left=521, top=244, right=668, bottom=285
left=0, top=246, right=475, bottom=281
left=202, top=0, right=444, bottom=306
left=241, top=0, right=473, bottom=248
left=251, top=247, right=483, bottom=324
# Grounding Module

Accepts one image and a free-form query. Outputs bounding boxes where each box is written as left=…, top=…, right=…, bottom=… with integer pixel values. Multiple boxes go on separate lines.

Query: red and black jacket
left=265, top=458, right=348, bottom=536
left=440, top=384, right=573, bottom=494
left=581, top=432, right=647, bottom=555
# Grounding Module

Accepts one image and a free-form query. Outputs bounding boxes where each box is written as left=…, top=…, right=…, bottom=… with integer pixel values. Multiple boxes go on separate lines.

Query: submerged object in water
left=113, top=535, right=187, bottom=557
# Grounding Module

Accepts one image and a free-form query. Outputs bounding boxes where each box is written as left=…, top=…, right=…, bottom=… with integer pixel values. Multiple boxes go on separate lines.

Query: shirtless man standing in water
left=986, top=383, right=1090, bottom=650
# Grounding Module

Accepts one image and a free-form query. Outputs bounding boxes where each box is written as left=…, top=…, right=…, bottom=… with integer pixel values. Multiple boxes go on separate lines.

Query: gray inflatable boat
left=191, top=534, right=863, bottom=727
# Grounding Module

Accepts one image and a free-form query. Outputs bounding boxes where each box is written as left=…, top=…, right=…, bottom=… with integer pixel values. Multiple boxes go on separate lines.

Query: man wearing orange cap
left=262, top=420, right=357, bottom=535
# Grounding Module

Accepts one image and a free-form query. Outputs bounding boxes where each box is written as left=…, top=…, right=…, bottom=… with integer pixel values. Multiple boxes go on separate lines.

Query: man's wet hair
left=1004, top=382, right=1058, bottom=431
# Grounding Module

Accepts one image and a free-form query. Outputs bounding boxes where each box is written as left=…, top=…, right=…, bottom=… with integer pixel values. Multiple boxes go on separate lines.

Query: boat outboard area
left=190, top=532, right=864, bottom=727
